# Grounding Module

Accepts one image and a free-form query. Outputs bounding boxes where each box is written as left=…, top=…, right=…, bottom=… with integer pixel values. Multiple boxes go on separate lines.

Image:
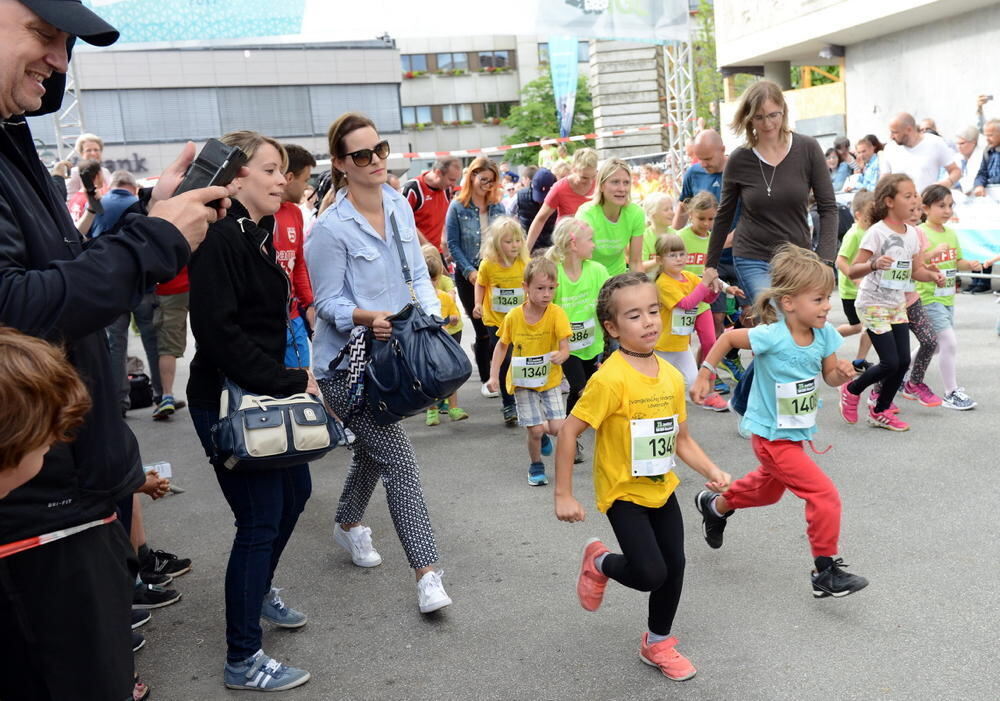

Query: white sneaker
left=480, top=382, right=499, bottom=399
left=333, top=525, right=382, bottom=567
left=416, top=570, right=452, bottom=613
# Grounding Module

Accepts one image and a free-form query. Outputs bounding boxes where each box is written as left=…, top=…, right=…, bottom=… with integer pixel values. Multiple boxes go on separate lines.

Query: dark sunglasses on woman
left=341, top=140, right=390, bottom=167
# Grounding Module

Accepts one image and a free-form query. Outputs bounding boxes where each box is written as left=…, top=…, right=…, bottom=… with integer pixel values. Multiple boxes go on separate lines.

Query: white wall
left=844, top=3, right=1000, bottom=143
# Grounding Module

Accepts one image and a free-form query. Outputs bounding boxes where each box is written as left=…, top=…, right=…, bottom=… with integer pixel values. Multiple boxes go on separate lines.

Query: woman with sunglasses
left=445, top=157, right=507, bottom=399
left=305, top=113, right=452, bottom=615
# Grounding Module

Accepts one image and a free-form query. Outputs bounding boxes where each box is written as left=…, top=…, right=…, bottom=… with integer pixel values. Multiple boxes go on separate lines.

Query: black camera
left=173, top=139, right=248, bottom=206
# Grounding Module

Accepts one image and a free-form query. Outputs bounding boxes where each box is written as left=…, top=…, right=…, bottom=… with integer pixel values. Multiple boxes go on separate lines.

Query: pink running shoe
left=867, top=390, right=899, bottom=413
left=698, top=393, right=730, bottom=412
left=577, top=538, right=610, bottom=612
left=639, top=634, right=697, bottom=681
left=839, top=383, right=860, bottom=424
left=900, top=381, right=942, bottom=407
left=867, top=407, right=910, bottom=431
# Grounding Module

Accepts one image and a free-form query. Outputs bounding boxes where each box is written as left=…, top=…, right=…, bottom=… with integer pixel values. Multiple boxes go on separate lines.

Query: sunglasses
left=340, top=140, right=390, bottom=167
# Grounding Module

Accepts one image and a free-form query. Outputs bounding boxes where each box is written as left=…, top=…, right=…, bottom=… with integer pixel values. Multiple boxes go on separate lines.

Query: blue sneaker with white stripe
left=540, top=434, right=553, bottom=456
left=224, top=650, right=310, bottom=691
left=261, top=588, right=307, bottom=628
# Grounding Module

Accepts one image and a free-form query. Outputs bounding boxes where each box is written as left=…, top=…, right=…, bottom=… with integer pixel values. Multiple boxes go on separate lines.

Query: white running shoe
left=480, top=382, right=499, bottom=398
left=417, top=570, right=452, bottom=613
left=942, top=387, right=976, bottom=410
left=333, top=525, right=383, bottom=567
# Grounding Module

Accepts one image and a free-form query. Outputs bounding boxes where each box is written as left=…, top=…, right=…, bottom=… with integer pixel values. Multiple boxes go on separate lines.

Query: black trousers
left=562, top=354, right=599, bottom=414
left=454, top=272, right=492, bottom=383
left=487, top=326, right=515, bottom=410
left=848, top=323, right=911, bottom=412
left=603, top=494, right=686, bottom=635
left=0, top=521, right=137, bottom=701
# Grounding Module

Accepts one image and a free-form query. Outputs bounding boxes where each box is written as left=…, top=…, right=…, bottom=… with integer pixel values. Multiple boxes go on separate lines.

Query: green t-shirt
left=678, top=226, right=711, bottom=314
left=555, top=259, right=610, bottom=360
left=918, top=223, right=962, bottom=307
left=577, top=202, right=645, bottom=276
left=836, top=224, right=866, bottom=300
left=642, top=226, right=675, bottom=261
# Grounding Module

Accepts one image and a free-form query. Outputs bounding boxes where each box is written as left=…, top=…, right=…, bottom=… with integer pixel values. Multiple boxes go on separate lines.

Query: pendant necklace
left=758, top=155, right=777, bottom=198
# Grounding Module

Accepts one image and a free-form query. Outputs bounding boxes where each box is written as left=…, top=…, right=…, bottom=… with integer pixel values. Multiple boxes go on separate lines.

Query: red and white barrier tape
left=397, top=121, right=676, bottom=159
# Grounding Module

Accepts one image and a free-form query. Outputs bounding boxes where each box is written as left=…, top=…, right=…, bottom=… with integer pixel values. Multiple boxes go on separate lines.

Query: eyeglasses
left=476, top=174, right=497, bottom=186
left=751, top=111, right=783, bottom=123
left=662, top=251, right=687, bottom=260
left=339, top=140, right=390, bottom=167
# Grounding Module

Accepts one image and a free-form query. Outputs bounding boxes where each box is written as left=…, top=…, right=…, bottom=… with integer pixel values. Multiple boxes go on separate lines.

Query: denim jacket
left=445, top=199, right=507, bottom=278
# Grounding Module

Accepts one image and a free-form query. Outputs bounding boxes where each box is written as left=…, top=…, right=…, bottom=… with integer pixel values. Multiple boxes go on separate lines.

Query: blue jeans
left=284, top=314, right=311, bottom=367
left=190, top=407, right=312, bottom=662
left=730, top=257, right=773, bottom=416
left=107, top=292, right=162, bottom=409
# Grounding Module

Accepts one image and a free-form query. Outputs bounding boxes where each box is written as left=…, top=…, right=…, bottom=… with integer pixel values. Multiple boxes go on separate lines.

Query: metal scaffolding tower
left=52, top=58, right=86, bottom=161
left=662, top=39, right=697, bottom=187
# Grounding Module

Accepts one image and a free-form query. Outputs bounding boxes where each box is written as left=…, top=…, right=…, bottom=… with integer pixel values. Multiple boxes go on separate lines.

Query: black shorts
left=841, top=297, right=860, bottom=326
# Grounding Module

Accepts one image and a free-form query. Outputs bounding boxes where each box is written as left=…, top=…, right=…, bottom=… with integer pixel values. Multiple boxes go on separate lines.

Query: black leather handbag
left=364, top=213, right=472, bottom=425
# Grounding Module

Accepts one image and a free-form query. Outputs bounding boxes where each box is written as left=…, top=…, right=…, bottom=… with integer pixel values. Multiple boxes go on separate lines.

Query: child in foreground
left=422, top=245, right=469, bottom=425
left=555, top=272, right=731, bottom=681
left=488, top=257, right=571, bottom=485
left=690, top=245, right=869, bottom=599
left=0, top=326, right=90, bottom=499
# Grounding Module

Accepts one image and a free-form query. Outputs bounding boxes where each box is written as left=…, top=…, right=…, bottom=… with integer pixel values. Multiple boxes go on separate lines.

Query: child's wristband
left=700, top=361, right=717, bottom=375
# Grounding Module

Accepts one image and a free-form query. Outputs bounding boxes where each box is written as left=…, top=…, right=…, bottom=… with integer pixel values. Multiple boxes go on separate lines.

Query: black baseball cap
left=19, top=0, right=119, bottom=46
left=531, top=168, right=557, bottom=204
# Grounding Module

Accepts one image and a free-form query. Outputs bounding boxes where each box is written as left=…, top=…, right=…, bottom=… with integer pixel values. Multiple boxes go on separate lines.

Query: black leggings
left=603, top=494, right=685, bottom=635
left=455, top=272, right=492, bottom=383
left=848, top=323, right=910, bottom=412
left=563, top=354, right=599, bottom=414
left=487, top=326, right=514, bottom=410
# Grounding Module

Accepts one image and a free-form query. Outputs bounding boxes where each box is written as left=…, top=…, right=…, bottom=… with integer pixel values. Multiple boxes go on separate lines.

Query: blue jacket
left=90, top=188, right=139, bottom=237
left=974, top=145, right=1000, bottom=188
left=445, top=199, right=506, bottom=278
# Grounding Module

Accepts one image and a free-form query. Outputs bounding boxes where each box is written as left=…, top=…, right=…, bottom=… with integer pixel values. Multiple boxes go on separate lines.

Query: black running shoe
left=132, top=608, right=151, bottom=630
left=133, top=583, right=182, bottom=610
left=132, top=631, right=146, bottom=652
left=694, top=490, right=732, bottom=549
left=139, top=570, right=172, bottom=587
left=851, top=359, right=872, bottom=372
left=141, top=549, right=192, bottom=578
left=811, top=558, right=869, bottom=598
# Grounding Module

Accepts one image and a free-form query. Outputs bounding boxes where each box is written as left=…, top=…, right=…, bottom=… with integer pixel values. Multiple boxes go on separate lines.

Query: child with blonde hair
left=487, top=257, right=571, bottom=485
left=422, top=245, right=469, bottom=425
left=475, top=217, right=531, bottom=426
left=547, top=218, right=609, bottom=463
left=640, top=192, right=675, bottom=276
left=691, top=244, right=868, bottom=598
left=652, top=234, right=730, bottom=411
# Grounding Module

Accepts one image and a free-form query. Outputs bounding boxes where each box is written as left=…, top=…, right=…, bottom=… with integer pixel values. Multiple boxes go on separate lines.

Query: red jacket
left=273, top=201, right=314, bottom=318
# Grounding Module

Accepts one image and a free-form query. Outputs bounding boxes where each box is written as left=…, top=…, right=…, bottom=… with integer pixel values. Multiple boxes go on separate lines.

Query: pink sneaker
left=839, top=383, right=860, bottom=424
left=900, top=381, right=942, bottom=407
left=867, top=407, right=910, bottom=431
left=577, top=538, right=610, bottom=612
left=698, top=393, right=730, bottom=412
left=639, top=634, right=697, bottom=681
left=867, top=390, right=899, bottom=413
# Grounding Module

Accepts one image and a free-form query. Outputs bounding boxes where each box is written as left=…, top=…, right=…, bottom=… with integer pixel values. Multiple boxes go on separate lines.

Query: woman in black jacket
left=187, top=131, right=317, bottom=693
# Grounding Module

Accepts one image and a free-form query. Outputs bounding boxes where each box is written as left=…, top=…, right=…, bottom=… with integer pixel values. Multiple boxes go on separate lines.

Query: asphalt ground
left=130, top=290, right=1000, bottom=700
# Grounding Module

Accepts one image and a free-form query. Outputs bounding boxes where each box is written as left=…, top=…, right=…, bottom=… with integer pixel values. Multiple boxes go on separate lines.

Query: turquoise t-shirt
left=555, top=259, right=610, bottom=360
left=577, top=202, right=645, bottom=276
left=742, top=320, right=842, bottom=442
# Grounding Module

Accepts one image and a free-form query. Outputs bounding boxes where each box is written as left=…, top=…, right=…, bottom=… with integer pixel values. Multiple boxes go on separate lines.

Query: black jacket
left=513, top=188, right=554, bottom=251
left=187, top=200, right=308, bottom=412
left=0, top=116, right=189, bottom=543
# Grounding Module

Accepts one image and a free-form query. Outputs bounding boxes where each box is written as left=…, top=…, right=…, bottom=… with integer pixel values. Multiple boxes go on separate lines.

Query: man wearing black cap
left=513, top=167, right=557, bottom=253
left=0, top=2, right=236, bottom=698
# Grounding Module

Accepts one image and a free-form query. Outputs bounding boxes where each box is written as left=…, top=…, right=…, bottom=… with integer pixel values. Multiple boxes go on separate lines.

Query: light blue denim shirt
left=859, top=152, right=881, bottom=192
left=445, top=198, right=507, bottom=278
left=305, top=185, right=441, bottom=378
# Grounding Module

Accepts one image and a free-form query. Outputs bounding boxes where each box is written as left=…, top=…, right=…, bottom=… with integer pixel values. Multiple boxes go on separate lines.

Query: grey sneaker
left=942, top=387, right=976, bottom=410
left=261, top=588, right=307, bottom=628
left=224, top=650, right=310, bottom=691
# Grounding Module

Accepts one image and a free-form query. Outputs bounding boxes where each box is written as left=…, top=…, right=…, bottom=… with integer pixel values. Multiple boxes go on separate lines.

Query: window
left=218, top=86, right=312, bottom=138
left=401, top=105, right=432, bottom=126
left=436, top=52, right=468, bottom=72
left=483, top=102, right=514, bottom=120
left=401, top=54, right=427, bottom=73
left=309, top=84, right=401, bottom=134
left=441, top=104, right=473, bottom=123
left=479, top=50, right=511, bottom=69
left=538, top=41, right=588, bottom=64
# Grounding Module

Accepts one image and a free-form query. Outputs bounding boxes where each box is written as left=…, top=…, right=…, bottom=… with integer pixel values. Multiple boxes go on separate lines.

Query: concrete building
left=713, top=0, right=999, bottom=148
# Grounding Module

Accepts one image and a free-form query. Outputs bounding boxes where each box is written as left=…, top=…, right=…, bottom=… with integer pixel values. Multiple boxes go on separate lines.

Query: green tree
left=691, top=0, right=756, bottom=131
left=501, top=74, right=594, bottom=166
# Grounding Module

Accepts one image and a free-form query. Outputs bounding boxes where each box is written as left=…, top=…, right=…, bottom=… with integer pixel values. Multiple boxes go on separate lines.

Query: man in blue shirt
left=972, top=118, right=1000, bottom=196
left=91, top=169, right=139, bottom=236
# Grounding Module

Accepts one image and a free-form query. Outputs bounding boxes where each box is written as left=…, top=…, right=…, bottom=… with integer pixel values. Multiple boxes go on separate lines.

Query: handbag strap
left=326, top=325, right=370, bottom=423
left=388, top=212, right=418, bottom=304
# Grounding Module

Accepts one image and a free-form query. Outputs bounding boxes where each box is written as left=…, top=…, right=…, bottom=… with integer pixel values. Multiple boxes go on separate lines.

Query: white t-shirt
left=880, top=133, right=957, bottom=193
left=854, top=220, right=921, bottom=309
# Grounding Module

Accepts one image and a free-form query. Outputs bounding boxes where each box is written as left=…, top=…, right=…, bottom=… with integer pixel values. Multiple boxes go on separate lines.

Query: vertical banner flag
left=548, top=36, right=581, bottom=138
left=537, top=0, right=689, bottom=43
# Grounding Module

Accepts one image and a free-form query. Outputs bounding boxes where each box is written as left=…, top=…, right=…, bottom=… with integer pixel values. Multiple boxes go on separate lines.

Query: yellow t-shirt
left=477, top=258, right=527, bottom=328
left=498, top=303, right=572, bottom=394
left=572, top=352, right=686, bottom=514
left=655, top=270, right=701, bottom=352
left=436, top=290, right=461, bottom=335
